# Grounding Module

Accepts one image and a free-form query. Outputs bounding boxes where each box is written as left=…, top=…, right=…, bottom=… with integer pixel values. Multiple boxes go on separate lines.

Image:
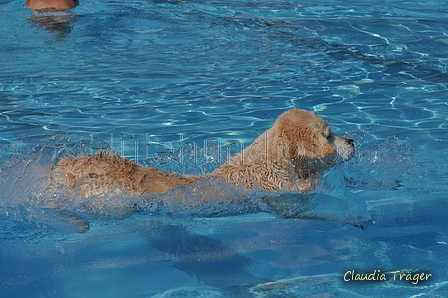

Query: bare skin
left=25, top=0, right=77, bottom=10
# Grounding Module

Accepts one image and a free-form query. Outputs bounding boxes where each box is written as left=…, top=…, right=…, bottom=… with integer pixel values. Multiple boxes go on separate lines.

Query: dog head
left=269, top=108, right=354, bottom=192
left=274, top=108, right=354, bottom=162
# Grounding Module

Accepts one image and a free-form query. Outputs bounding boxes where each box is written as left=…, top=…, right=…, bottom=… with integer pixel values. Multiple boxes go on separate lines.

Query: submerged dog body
left=55, top=108, right=354, bottom=197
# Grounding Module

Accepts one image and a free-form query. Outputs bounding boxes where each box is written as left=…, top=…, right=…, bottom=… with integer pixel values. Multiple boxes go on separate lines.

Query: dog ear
left=301, top=132, right=335, bottom=158
left=280, top=126, right=335, bottom=159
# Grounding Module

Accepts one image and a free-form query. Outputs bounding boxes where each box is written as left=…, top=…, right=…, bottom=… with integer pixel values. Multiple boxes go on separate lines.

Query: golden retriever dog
left=55, top=108, right=354, bottom=198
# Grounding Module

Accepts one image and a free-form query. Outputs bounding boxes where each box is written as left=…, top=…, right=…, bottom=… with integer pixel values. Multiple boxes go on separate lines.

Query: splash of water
left=342, top=131, right=414, bottom=191
left=0, top=134, right=380, bottom=231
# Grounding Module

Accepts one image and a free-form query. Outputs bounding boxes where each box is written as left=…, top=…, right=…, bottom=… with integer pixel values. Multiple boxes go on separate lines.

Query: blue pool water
left=1, top=0, right=448, bottom=297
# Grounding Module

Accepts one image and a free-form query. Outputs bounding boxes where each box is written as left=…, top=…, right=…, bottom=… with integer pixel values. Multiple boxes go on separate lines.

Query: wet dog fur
left=55, top=108, right=355, bottom=198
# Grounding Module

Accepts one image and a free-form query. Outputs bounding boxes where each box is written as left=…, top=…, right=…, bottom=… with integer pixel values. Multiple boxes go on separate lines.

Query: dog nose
left=347, top=138, right=355, bottom=145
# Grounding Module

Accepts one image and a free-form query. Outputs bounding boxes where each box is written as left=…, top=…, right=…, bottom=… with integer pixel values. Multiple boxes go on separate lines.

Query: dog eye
left=322, top=128, right=332, bottom=139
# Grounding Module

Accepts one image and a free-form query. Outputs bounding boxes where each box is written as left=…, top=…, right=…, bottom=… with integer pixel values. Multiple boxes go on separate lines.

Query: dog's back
left=56, top=152, right=199, bottom=197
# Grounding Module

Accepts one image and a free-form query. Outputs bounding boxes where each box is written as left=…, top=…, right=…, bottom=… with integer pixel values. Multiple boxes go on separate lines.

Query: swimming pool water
left=1, top=0, right=448, bottom=297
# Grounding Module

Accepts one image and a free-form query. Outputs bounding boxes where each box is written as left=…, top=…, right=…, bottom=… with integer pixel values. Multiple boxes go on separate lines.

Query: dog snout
left=347, top=138, right=355, bottom=146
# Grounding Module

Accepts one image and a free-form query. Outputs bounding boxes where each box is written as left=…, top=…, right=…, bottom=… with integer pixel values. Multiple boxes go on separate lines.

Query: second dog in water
left=55, top=108, right=355, bottom=198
